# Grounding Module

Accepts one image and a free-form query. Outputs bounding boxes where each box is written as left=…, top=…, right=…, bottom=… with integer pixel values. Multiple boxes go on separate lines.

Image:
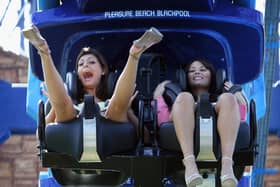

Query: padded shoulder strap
left=107, top=71, right=120, bottom=98
left=162, top=82, right=183, bottom=108
left=137, top=53, right=164, bottom=99
left=215, top=69, right=242, bottom=94
left=215, top=69, right=226, bottom=95
left=227, top=84, right=242, bottom=94
left=66, top=72, right=77, bottom=101
left=66, top=71, right=83, bottom=104
left=176, top=69, right=186, bottom=90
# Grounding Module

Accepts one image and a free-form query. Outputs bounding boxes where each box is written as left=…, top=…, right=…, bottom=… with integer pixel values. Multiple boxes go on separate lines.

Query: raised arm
left=105, top=27, right=163, bottom=122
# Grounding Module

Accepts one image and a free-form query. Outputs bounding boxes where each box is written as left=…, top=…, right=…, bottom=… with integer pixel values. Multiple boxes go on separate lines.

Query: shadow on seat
left=51, top=168, right=126, bottom=186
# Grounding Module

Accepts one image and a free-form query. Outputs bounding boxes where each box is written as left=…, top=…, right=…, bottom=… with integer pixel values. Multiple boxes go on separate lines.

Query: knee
left=174, top=92, right=195, bottom=106
left=217, top=93, right=238, bottom=108
left=216, top=93, right=241, bottom=122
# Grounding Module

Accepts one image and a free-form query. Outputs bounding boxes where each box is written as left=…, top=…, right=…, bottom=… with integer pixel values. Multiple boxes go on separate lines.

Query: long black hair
left=75, top=47, right=109, bottom=102
left=184, top=58, right=217, bottom=96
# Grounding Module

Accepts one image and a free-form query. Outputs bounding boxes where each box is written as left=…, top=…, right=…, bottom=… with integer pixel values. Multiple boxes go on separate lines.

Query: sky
left=256, top=0, right=266, bottom=15
left=0, top=0, right=31, bottom=56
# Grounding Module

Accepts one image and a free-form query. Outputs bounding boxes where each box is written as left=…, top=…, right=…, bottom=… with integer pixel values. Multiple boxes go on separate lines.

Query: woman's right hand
left=223, top=81, right=234, bottom=92
left=129, top=27, right=163, bottom=59
left=22, top=25, right=50, bottom=55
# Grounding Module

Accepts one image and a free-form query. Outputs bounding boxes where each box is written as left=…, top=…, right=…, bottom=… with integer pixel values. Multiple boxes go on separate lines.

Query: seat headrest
left=65, top=71, right=120, bottom=104
left=66, top=71, right=82, bottom=104
left=176, top=67, right=227, bottom=94
left=215, top=69, right=227, bottom=95
left=162, top=82, right=183, bottom=108
left=176, top=68, right=186, bottom=90
left=161, top=68, right=185, bottom=108
left=107, top=70, right=120, bottom=98
left=136, top=53, right=164, bottom=99
left=162, top=68, right=228, bottom=107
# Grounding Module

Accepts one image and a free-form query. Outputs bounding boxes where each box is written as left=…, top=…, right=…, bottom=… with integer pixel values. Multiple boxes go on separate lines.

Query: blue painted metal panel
left=37, top=0, right=60, bottom=10
left=242, top=71, right=266, bottom=121
left=75, top=0, right=217, bottom=12
left=26, top=63, right=47, bottom=121
left=26, top=0, right=265, bottom=120
left=234, top=0, right=256, bottom=9
left=0, top=80, right=36, bottom=137
left=39, top=170, right=62, bottom=187
left=0, top=127, right=10, bottom=145
left=28, top=0, right=263, bottom=84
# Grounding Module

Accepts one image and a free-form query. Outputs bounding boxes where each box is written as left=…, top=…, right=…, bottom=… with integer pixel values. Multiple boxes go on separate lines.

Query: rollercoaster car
left=28, top=0, right=263, bottom=186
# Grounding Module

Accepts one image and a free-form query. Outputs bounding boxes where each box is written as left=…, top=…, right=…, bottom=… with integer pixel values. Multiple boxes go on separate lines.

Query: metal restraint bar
left=195, top=93, right=219, bottom=161
left=80, top=94, right=101, bottom=162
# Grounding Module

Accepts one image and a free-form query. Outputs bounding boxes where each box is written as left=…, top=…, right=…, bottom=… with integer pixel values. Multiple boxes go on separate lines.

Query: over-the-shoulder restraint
left=227, top=84, right=242, bottom=94
left=162, top=82, right=183, bottom=108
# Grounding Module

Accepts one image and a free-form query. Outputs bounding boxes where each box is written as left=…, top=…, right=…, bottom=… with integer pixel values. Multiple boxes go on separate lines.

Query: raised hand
left=22, top=25, right=50, bottom=54
left=129, top=27, right=163, bottom=59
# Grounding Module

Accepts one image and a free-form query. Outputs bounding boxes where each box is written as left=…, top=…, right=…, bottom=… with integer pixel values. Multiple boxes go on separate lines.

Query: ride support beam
left=254, top=0, right=280, bottom=186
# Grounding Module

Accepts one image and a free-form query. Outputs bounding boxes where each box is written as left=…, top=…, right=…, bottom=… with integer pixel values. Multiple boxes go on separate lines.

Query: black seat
left=45, top=115, right=137, bottom=161
left=45, top=118, right=83, bottom=160
left=157, top=68, right=257, bottom=181
left=37, top=57, right=257, bottom=186
left=37, top=69, right=137, bottom=186
left=44, top=69, right=138, bottom=160
left=37, top=53, right=166, bottom=186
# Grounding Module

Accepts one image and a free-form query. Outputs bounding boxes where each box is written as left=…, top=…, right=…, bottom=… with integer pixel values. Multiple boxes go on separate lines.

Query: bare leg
left=105, top=48, right=140, bottom=122
left=215, top=93, right=240, bottom=187
left=105, top=28, right=163, bottom=122
left=22, top=26, right=75, bottom=122
left=171, top=92, right=195, bottom=157
left=170, top=92, right=202, bottom=186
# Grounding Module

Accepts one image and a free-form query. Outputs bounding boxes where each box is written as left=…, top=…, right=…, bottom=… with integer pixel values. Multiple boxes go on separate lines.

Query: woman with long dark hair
left=154, top=59, right=247, bottom=187
left=22, top=26, right=163, bottom=125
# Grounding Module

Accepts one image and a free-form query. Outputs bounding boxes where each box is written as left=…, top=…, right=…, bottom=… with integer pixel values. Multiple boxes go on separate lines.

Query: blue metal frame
left=29, top=0, right=263, bottom=84
left=22, top=0, right=265, bottom=186
left=0, top=80, right=36, bottom=144
left=38, top=170, right=251, bottom=187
